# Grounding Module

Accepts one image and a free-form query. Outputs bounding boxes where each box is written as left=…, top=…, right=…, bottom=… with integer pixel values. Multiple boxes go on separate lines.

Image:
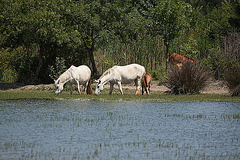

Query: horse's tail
left=141, top=73, right=146, bottom=95
left=144, top=74, right=147, bottom=87
left=86, top=80, right=93, bottom=95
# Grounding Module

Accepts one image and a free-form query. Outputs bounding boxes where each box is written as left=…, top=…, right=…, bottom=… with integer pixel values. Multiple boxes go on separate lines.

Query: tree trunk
left=84, top=40, right=98, bottom=78
left=34, top=45, right=44, bottom=83
left=89, top=48, right=98, bottom=77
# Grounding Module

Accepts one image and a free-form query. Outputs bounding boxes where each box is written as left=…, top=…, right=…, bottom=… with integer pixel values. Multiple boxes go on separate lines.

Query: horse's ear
left=54, top=79, right=59, bottom=84
left=95, top=80, right=102, bottom=85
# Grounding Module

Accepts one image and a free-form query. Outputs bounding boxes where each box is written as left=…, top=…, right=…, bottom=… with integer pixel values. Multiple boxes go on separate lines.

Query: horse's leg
left=147, top=81, right=151, bottom=95
left=146, top=87, right=149, bottom=95
left=117, top=82, right=123, bottom=95
left=135, top=79, right=140, bottom=95
left=109, top=83, right=114, bottom=95
left=69, top=82, right=73, bottom=95
left=142, top=85, right=144, bottom=95
left=76, top=81, right=81, bottom=95
left=83, top=82, right=87, bottom=94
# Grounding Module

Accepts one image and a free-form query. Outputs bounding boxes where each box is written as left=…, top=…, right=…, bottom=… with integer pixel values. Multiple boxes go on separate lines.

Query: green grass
left=0, top=90, right=240, bottom=102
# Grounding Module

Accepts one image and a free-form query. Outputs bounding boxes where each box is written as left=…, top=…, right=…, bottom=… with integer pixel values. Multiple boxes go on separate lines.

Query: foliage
left=180, top=34, right=199, bottom=58
left=149, top=0, right=192, bottom=72
left=225, top=0, right=240, bottom=31
left=0, top=48, right=14, bottom=82
left=223, top=32, right=240, bottom=96
left=0, top=0, right=240, bottom=84
left=0, top=47, right=36, bottom=83
left=49, top=57, right=67, bottom=81
left=166, top=62, right=210, bottom=94
left=96, top=34, right=166, bottom=81
left=150, top=0, right=192, bottom=43
left=1, top=68, right=17, bottom=83
left=224, top=64, right=240, bottom=96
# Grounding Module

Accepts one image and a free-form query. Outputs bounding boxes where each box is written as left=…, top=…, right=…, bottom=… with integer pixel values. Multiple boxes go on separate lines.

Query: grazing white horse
left=95, top=64, right=145, bottom=95
left=54, top=65, right=92, bottom=95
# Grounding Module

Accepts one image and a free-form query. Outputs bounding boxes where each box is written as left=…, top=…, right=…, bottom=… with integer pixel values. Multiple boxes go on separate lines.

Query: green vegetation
left=0, top=0, right=240, bottom=94
left=224, top=64, right=240, bottom=96
left=0, top=91, right=239, bottom=102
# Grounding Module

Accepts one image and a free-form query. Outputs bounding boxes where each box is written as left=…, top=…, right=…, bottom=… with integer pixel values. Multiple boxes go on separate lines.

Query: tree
left=63, top=0, right=145, bottom=77
left=150, top=0, right=192, bottom=73
left=225, top=0, right=240, bottom=31
left=0, top=0, right=71, bottom=82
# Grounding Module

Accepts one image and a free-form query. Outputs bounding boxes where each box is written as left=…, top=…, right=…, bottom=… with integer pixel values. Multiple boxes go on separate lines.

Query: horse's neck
left=59, top=70, right=72, bottom=84
left=100, top=74, right=112, bottom=85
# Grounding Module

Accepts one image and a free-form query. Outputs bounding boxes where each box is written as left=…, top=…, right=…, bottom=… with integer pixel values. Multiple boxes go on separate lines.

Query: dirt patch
left=93, top=80, right=229, bottom=95
left=0, top=83, right=55, bottom=91
left=0, top=80, right=229, bottom=95
left=200, top=80, right=229, bottom=95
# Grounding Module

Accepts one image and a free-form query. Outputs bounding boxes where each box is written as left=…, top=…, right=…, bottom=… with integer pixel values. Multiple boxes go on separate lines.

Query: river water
left=0, top=100, right=240, bottom=159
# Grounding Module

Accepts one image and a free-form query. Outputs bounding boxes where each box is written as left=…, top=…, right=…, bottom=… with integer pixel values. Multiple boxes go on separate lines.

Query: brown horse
left=170, top=53, right=196, bottom=69
left=141, top=73, right=151, bottom=95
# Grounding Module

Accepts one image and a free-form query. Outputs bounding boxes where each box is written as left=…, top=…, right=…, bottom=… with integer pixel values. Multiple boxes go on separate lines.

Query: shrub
left=49, top=57, right=67, bottom=81
left=0, top=68, right=18, bottom=83
left=165, top=62, right=210, bottom=94
left=224, top=64, right=240, bottom=96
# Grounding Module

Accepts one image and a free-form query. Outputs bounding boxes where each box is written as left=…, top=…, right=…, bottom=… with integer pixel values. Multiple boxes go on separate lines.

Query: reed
left=96, top=35, right=166, bottom=81
left=224, top=64, right=240, bottom=96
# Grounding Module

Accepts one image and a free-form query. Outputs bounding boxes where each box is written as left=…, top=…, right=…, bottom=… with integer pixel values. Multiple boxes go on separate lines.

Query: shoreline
left=1, top=80, right=239, bottom=102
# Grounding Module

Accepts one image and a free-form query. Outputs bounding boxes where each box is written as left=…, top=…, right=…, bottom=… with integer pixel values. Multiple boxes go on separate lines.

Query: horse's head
left=54, top=79, right=64, bottom=95
left=95, top=80, right=104, bottom=95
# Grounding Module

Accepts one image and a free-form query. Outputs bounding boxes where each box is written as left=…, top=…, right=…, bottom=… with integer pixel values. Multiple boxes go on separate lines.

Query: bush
left=166, top=62, right=210, bottom=94
left=49, top=57, right=67, bottom=81
left=224, top=64, right=240, bottom=96
left=0, top=68, right=18, bottom=83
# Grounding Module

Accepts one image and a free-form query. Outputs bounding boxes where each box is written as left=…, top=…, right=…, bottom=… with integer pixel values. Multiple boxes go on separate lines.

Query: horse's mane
left=59, top=65, right=75, bottom=82
left=99, top=67, right=113, bottom=80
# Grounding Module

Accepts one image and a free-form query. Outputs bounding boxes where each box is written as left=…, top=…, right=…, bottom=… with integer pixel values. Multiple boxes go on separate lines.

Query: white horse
left=95, top=64, right=145, bottom=95
left=54, top=65, right=92, bottom=95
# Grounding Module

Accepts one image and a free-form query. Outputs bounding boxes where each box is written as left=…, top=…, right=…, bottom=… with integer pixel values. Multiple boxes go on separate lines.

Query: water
left=0, top=100, right=240, bottom=160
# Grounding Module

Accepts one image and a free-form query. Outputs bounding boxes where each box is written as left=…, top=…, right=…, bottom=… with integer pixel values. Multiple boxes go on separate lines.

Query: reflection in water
left=0, top=100, right=240, bottom=159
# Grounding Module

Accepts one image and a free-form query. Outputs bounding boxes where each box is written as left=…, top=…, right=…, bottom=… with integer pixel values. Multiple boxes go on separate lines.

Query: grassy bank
left=0, top=90, right=239, bottom=102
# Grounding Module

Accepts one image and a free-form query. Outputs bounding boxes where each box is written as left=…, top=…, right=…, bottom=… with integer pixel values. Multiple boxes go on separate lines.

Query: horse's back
left=141, top=73, right=151, bottom=84
left=77, top=65, right=91, bottom=73
left=114, top=64, right=145, bottom=82
left=119, top=64, right=144, bottom=74
left=170, top=53, right=182, bottom=64
left=119, top=64, right=145, bottom=73
left=73, top=65, right=91, bottom=82
left=170, top=53, right=196, bottom=64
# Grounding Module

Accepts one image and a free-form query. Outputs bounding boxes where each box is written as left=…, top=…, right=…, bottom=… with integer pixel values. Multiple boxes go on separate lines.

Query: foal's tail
left=86, top=80, right=93, bottom=95
left=141, top=73, right=147, bottom=95
left=145, top=74, right=151, bottom=95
